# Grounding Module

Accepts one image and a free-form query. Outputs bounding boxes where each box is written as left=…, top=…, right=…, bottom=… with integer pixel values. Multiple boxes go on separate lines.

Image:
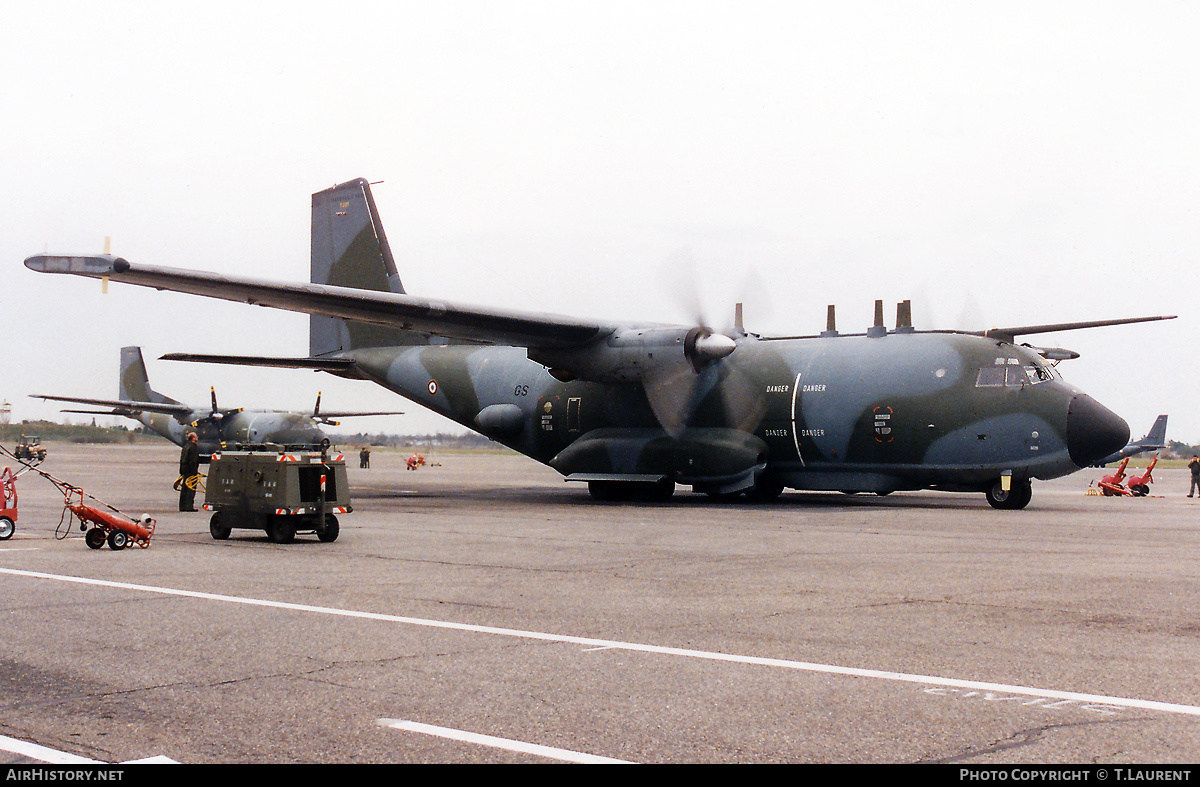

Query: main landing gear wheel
left=588, top=479, right=675, bottom=502
left=986, top=479, right=1032, bottom=510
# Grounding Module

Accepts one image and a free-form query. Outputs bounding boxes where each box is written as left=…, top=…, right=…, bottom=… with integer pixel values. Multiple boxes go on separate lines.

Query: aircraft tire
left=317, top=514, right=339, bottom=543
left=745, top=482, right=784, bottom=502
left=209, top=513, right=231, bottom=540
left=985, top=479, right=1032, bottom=510
left=588, top=479, right=674, bottom=502
left=107, top=530, right=129, bottom=551
left=0, top=517, right=13, bottom=540
left=85, top=528, right=106, bottom=549
left=267, top=516, right=296, bottom=544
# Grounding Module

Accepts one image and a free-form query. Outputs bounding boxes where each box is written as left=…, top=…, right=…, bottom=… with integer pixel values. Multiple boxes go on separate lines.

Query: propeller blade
left=645, top=248, right=769, bottom=436
left=716, top=365, right=768, bottom=433
left=656, top=247, right=706, bottom=327
left=642, top=362, right=703, bottom=438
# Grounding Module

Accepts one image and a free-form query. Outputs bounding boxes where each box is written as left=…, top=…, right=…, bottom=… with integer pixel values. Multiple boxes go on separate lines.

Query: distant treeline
left=1168, top=440, right=1200, bottom=458
left=0, top=420, right=144, bottom=444
left=334, top=432, right=498, bottom=449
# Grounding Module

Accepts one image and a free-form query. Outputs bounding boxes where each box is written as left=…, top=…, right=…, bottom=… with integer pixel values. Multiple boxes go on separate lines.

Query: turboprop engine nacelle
left=531, top=325, right=736, bottom=384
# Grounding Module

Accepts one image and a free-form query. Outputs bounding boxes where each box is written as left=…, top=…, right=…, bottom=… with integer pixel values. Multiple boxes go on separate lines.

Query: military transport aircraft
left=25, top=178, right=1176, bottom=508
left=1095, top=414, right=1169, bottom=466
left=34, top=346, right=402, bottom=459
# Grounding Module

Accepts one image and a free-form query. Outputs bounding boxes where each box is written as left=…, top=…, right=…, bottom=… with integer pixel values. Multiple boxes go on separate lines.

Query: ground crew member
left=178, top=432, right=201, bottom=511
left=360, top=446, right=370, bottom=469
left=1189, top=455, right=1200, bottom=498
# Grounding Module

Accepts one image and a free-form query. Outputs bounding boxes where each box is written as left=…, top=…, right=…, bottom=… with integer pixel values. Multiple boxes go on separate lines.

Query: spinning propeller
left=643, top=251, right=768, bottom=437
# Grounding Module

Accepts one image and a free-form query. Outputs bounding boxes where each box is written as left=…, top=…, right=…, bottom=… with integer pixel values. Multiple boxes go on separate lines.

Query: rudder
left=119, top=346, right=182, bottom=407
left=310, top=178, right=425, bottom=355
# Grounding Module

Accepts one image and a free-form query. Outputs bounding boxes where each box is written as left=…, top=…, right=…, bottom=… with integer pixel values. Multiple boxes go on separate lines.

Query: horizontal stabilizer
left=33, top=394, right=193, bottom=417
left=160, top=352, right=363, bottom=374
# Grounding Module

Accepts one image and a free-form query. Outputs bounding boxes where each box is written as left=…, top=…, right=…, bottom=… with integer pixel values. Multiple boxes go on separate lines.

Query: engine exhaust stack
left=868, top=299, right=887, bottom=337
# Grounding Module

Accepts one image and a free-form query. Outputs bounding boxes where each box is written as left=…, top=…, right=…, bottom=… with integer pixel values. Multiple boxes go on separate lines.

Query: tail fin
left=119, top=346, right=183, bottom=406
left=1142, top=414, right=1168, bottom=448
left=310, top=178, right=426, bottom=355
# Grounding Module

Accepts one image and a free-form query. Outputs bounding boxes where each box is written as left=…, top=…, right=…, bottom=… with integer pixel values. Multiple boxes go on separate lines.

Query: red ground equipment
left=406, top=453, right=426, bottom=470
left=1, top=444, right=155, bottom=550
left=0, top=466, right=20, bottom=540
left=1097, top=456, right=1158, bottom=497
left=1125, top=456, right=1158, bottom=497
left=63, top=486, right=155, bottom=550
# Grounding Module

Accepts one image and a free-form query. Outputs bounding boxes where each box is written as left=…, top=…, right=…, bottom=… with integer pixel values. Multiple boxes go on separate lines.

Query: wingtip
left=24, top=253, right=121, bottom=275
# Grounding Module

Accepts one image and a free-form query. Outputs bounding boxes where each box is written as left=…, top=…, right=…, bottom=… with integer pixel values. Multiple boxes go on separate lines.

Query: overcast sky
left=3, top=1, right=1196, bottom=443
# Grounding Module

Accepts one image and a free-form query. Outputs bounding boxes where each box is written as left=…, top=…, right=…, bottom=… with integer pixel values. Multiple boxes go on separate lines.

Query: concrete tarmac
left=1, top=442, right=1198, bottom=764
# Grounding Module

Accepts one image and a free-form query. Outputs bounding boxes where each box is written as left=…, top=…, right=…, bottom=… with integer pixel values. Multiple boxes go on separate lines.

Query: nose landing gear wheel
left=986, top=479, right=1032, bottom=510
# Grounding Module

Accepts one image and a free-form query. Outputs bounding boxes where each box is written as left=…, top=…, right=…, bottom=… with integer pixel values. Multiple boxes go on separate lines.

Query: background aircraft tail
left=310, top=178, right=428, bottom=355
left=1141, top=414, right=1168, bottom=449
left=119, top=346, right=184, bottom=407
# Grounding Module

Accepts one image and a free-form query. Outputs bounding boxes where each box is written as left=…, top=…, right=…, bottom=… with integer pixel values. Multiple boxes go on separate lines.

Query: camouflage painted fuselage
left=136, top=409, right=326, bottom=458
left=344, top=328, right=1120, bottom=496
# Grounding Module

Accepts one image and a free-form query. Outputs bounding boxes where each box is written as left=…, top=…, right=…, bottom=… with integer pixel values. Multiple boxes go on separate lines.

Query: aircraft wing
left=25, top=255, right=612, bottom=350
left=979, top=316, right=1176, bottom=344
left=33, top=393, right=194, bottom=417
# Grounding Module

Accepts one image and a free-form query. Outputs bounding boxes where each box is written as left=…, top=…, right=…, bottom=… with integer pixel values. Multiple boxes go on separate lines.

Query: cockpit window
left=976, top=357, right=1057, bottom=388
left=975, top=366, right=1007, bottom=387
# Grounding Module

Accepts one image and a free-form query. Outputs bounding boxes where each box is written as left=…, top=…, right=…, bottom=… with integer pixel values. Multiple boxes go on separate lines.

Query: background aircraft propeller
left=209, top=386, right=223, bottom=421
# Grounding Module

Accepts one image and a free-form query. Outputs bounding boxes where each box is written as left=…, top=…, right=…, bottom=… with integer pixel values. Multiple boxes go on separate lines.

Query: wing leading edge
left=24, top=254, right=611, bottom=351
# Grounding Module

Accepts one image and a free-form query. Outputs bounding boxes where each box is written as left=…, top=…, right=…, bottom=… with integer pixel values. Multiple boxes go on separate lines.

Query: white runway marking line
left=4, top=566, right=1200, bottom=719
left=0, top=734, right=102, bottom=764
left=379, top=719, right=632, bottom=763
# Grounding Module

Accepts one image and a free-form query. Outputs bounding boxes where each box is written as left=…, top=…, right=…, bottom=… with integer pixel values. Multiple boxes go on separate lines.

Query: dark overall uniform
left=179, top=438, right=201, bottom=511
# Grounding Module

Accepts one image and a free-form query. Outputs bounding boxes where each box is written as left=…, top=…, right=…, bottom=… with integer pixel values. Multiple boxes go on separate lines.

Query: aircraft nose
left=1066, top=394, right=1129, bottom=467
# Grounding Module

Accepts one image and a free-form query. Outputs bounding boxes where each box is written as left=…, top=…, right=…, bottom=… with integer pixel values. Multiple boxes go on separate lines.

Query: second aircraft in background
left=35, top=346, right=402, bottom=459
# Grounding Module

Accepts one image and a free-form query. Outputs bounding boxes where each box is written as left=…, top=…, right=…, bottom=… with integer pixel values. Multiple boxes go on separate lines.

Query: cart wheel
left=267, top=516, right=295, bottom=544
left=317, top=514, right=339, bottom=543
left=209, top=513, right=231, bottom=540
left=107, top=530, right=129, bottom=551
left=85, top=528, right=107, bottom=549
left=0, top=517, right=13, bottom=540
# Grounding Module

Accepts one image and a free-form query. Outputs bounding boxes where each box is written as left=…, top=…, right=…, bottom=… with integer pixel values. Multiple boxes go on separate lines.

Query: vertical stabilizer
left=311, top=178, right=425, bottom=355
left=1142, top=414, right=1168, bottom=448
left=119, top=346, right=183, bottom=407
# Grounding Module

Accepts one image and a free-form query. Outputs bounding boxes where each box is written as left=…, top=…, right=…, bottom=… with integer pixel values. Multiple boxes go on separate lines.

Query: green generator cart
left=204, top=445, right=352, bottom=543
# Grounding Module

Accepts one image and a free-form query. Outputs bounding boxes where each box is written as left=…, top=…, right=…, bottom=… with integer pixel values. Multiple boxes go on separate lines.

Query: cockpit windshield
left=975, top=356, right=1058, bottom=388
